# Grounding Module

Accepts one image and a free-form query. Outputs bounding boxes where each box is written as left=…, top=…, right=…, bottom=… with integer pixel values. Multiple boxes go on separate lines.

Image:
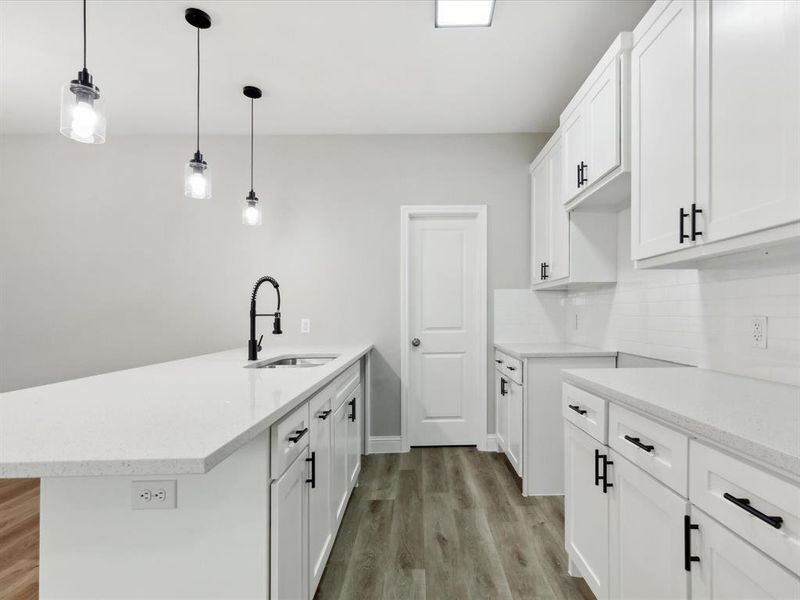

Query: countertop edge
left=561, top=370, right=800, bottom=480
left=494, top=342, right=618, bottom=359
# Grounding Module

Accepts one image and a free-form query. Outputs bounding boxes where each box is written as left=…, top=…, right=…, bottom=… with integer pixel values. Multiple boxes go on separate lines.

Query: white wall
left=565, top=208, right=800, bottom=386
left=494, top=288, right=565, bottom=343
left=0, top=133, right=547, bottom=437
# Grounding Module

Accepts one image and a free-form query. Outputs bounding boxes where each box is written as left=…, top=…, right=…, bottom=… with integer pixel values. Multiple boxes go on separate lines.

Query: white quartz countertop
left=0, top=344, right=372, bottom=478
left=495, top=342, right=618, bottom=359
left=562, top=368, right=800, bottom=478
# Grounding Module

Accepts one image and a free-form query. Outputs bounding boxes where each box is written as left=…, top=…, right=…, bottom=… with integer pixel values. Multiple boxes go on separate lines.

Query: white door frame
left=399, top=205, right=488, bottom=453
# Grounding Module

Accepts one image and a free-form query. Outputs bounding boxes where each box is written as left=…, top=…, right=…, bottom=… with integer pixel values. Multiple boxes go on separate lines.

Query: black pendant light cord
left=82, top=0, right=87, bottom=69
left=196, top=28, right=200, bottom=153
left=250, top=98, right=254, bottom=193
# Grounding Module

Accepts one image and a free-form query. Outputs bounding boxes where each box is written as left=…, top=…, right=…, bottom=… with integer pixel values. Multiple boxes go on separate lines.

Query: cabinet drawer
left=562, top=383, right=607, bottom=444
left=689, top=440, right=800, bottom=576
left=495, top=350, right=523, bottom=385
left=608, top=403, right=688, bottom=496
left=333, top=362, right=360, bottom=410
left=271, top=401, right=311, bottom=479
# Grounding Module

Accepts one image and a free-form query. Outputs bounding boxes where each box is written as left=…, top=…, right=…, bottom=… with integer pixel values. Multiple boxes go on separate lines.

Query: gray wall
left=0, top=133, right=546, bottom=437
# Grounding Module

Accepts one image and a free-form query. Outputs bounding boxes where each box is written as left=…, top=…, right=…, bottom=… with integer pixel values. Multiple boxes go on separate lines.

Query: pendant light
left=184, top=8, right=212, bottom=199
left=242, top=86, right=263, bottom=227
left=60, top=0, right=106, bottom=144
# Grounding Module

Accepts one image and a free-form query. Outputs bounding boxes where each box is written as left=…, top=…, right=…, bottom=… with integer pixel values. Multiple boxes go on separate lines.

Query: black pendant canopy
left=185, top=8, right=212, bottom=29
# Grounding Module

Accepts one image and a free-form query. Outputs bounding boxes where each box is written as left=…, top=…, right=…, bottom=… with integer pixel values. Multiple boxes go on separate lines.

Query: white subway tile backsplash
left=494, top=289, right=565, bottom=344
left=564, top=209, right=800, bottom=387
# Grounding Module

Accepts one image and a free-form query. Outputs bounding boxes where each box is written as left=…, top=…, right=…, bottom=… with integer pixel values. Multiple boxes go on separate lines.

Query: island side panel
left=39, top=432, right=270, bottom=599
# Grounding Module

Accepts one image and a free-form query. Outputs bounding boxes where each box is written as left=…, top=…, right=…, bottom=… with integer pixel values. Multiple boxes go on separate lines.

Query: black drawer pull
left=348, top=398, right=356, bottom=422
left=684, top=515, right=700, bottom=571
left=569, top=404, right=587, bottom=416
left=624, top=435, right=654, bottom=453
left=306, top=451, right=316, bottom=488
left=691, top=203, right=703, bottom=241
left=507, top=366, right=516, bottom=371
left=495, top=359, right=503, bottom=364
left=723, top=493, right=783, bottom=529
left=500, top=378, right=508, bottom=396
left=288, top=427, right=308, bottom=444
left=576, top=164, right=582, bottom=188
left=679, top=207, right=690, bottom=244
left=317, top=409, right=332, bottom=420
left=579, top=161, right=588, bottom=186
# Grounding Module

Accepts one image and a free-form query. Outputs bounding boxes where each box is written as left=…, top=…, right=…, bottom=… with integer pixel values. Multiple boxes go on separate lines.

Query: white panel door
left=309, top=398, right=333, bottom=594
left=505, top=380, right=523, bottom=477
left=331, top=399, right=349, bottom=525
left=531, top=159, right=550, bottom=284
left=565, top=423, right=609, bottom=600
left=704, top=0, right=800, bottom=242
left=609, top=450, right=688, bottom=600
left=631, top=0, right=697, bottom=260
left=495, top=373, right=508, bottom=452
left=547, top=137, right=570, bottom=282
left=691, top=509, right=800, bottom=600
left=408, top=213, right=482, bottom=446
left=587, top=60, right=621, bottom=185
left=346, top=384, right=361, bottom=489
left=270, top=450, right=309, bottom=600
left=562, top=107, right=588, bottom=204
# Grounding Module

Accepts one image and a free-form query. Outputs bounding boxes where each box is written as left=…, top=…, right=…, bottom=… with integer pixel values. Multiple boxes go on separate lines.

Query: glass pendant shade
left=242, top=193, right=262, bottom=226
left=60, top=75, right=106, bottom=144
left=184, top=153, right=212, bottom=199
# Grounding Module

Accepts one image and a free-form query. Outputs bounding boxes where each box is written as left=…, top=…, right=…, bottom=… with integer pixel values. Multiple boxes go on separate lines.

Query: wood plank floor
left=315, top=447, right=594, bottom=600
left=0, top=479, right=39, bottom=600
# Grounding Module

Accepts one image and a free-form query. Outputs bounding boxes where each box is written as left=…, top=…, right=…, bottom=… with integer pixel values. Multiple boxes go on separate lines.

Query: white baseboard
left=367, top=435, right=404, bottom=454
left=485, top=434, right=499, bottom=452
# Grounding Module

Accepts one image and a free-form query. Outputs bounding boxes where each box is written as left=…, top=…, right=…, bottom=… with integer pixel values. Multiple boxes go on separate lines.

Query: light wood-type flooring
left=315, top=446, right=594, bottom=600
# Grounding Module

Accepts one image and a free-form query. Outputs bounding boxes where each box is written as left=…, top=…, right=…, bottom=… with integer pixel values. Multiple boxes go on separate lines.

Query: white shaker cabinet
left=565, top=422, right=610, bottom=600
left=332, top=396, right=350, bottom=526
left=630, top=0, right=697, bottom=261
left=308, top=395, right=334, bottom=592
left=608, top=449, right=689, bottom=600
left=506, top=379, right=523, bottom=477
left=631, top=0, right=800, bottom=267
left=346, top=384, right=362, bottom=489
left=495, top=370, right=509, bottom=453
left=562, top=109, right=587, bottom=204
left=271, top=448, right=310, bottom=600
left=691, top=509, right=800, bottom=600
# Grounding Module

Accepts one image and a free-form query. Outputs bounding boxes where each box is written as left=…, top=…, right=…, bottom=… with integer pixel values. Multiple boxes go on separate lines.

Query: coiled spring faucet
left=249, top=276, right=282, bottom=360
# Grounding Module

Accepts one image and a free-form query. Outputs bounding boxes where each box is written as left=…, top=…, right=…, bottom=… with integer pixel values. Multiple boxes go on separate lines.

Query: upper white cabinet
left=560, top=33, right=632, bottom=211
left=631, top=0, right=800, bottom=267
left=530, top=131, right=617, bottom=290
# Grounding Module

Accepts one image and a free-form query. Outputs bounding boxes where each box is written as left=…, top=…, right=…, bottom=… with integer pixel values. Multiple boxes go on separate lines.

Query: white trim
left=485, top=434, right=499, bottom=453
left=367, top=436, right=404, bottom=454
left=400, top=205, right=489, bottom=453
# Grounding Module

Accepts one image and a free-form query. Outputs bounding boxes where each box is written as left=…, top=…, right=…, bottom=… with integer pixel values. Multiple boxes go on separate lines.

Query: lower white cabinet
left=309, top=396, right=334, bottom=592
left=332, top=396, right=350, bottom=525
left=270, top=448, right=310, bottom=600
left=565, top=422, right=610, bottom=599
left=691, top=508, right=800, bottom=600
left=495, top=373, right=508, bottom=452
left=346, top=384, right=362, bottom=489
left=609, top=449, right=688, bottom=600
left=506, top=379, right=523, bottom=476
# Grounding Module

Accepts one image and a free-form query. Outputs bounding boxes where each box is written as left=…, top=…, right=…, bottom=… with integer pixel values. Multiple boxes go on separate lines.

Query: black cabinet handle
left=495, top=359, right=503, bottom=364
left=569, top=404, right=587, bottom=416
left=624, top=435, right=655, bottom=453
left=317, top=409, right=332, bottom=420
left=594, top=448, right=601, bottom=487
left=602, top=454, right=613, bottom=493
left=288, top=427, right=308, bottom=444
left=507, top=366, right=517, bottom=371
left=348, top=398, right=356, bottom=422
left=684, top=515, right=700, bottom=571
left=306, top=451, right=316, bottom=488
left=679, top=207, right=690, bottom=244
left=579, top=161, right=588, bottom=186
left=542, top=262, right=549, bottom=280
left=691, top=203, right=703, bottom=241
left=540, top=262, right=545, bottom=281
left=723, top=493, right=783, bottom=529
left=500, top=378, right=508, bottom=396
left=577, top=164, right=582, bottom=188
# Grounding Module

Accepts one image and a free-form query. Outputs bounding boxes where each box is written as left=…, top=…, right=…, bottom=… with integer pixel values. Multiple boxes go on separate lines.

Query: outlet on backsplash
left=751, top=316, right=768, bottom=349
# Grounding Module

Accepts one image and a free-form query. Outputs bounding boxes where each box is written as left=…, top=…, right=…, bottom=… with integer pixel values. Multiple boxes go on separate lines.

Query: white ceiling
left=0, top=0, right=652, bottom=135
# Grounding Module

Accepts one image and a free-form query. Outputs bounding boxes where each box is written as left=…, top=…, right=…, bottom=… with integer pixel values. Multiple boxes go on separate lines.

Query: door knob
left=411, top=338, right=421, bottom=347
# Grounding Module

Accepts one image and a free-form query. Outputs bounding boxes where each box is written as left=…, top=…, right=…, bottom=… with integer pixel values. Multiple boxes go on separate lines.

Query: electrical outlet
left=301, top=318, right=311, bottom=334
left=751, top=316, right=768, bottom=349
left=574, top=312, right=580, bottom=330
left=132, top=480, right=177, bottom=510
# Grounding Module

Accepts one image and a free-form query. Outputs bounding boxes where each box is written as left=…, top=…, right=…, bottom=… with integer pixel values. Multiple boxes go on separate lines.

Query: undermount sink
left=245, top=355, right=339, bottom=369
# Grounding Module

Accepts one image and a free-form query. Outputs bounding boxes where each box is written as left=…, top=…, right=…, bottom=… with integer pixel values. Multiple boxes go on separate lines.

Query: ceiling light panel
left=435, top=0, right=495, bottom=28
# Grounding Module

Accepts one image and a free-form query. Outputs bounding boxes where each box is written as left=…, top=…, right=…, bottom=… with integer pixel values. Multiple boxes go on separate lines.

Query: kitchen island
left=0, top=344, right=372, bottom=599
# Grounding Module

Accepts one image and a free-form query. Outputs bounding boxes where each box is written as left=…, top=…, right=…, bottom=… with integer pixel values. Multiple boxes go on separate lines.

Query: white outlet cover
left=132, top=480, right=177, bottom=510
left=301, top=318, right=311, bottom=334
left=751, top=316, right=767, bottom=350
